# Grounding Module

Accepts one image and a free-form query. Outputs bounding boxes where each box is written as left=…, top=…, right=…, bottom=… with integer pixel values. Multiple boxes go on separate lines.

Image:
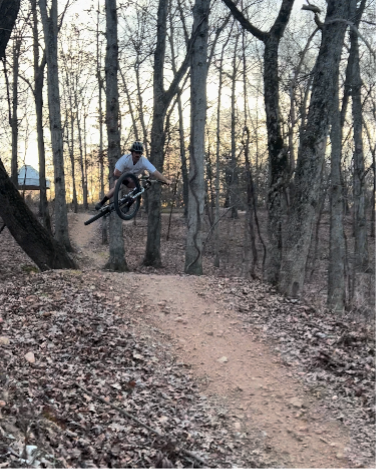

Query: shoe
left=95, top=202, right=103, bottom=211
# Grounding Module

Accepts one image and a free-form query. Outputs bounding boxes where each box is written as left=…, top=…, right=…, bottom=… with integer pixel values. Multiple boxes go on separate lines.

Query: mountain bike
left=84, top=173, right=167, bottom=226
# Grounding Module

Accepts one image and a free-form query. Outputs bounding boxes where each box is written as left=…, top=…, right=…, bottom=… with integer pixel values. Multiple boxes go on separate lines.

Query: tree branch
left=270, top=0, right=296, bottom=38
left=302, top=4, right=323, bottom=28
left=164, top=15, right=206, bottom=104
left=221, top=0, right=268, bottom=42
left=326, top=18, right=375, bottom=61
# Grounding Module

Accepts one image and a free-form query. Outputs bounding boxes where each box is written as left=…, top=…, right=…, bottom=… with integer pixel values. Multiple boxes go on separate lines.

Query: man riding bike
left=95, top=141, right=172, bottom=210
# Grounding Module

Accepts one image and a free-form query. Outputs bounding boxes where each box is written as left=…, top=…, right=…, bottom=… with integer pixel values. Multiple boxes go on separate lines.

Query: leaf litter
left=205, top=276, right=375, bottom=467
left=0, top=268, right=262, bottom=468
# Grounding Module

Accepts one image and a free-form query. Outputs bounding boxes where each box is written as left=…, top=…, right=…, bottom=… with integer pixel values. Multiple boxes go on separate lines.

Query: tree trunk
left=328, top=88, right=345, bottom=313
left=177, top=94, right=189, bottom=218
left=263, top=31, right=289, bottom=285
left=371, top=157, right=375, bottom=238
left=185, top=0, right=210, bottom=275
left=144, top=0, right=198, bottom=267
left=83, top=112, right=89, bottom=209
left=39, top=0, right=72, bottom=251
left=11, top=37, right=21, bottom=187
left=0, top=0, right=74, bottom=270
left=32, top=0, right=51, bottom=232
left=222, top=0, right=295, bottom=285
left=96, top=1, right=107, bottom=244
left=135, top=65, right=149, bottom=158
left=168, top=19, right=188, bottom=219
left=229, top=33, right=240, bottom=219
left=0, top=159, right=76, bottom=270
left=241, top=26, right=257, bottom=279
left=120, top=68, right=138, bottom=138
left=0, top=0, right=20, bottom=60
left=143, top=0, right=170, bottom=267
left=279, top=0, right=350, bottom=297
left=104, top=0, right=127, bottom=271
left=214, top=40, right=228, bottom=268
left=350, top=0, right=369, bottom=277
left=76, top=101, right=88, bottom=210
left=67, top=122, right=78, bottom=213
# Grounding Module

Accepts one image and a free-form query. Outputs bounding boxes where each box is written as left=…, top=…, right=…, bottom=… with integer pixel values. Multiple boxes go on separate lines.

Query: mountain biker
left=95, top=141, right=172, bottom=210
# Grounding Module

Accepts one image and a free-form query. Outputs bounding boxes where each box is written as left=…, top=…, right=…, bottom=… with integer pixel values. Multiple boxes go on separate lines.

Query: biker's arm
left=151, top=170, right=171, bottom=185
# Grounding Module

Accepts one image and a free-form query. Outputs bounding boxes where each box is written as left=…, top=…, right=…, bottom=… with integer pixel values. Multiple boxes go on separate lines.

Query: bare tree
left=328, top=87, right=346, bottom=313
left=39, top=0, right=72, bottom=251
left=229, top=31, right=240, bottom=220
left=0, top=0, right=75, bottom=270
left=31, top=0, right=51, bottom=231
left=96, top=0, right=107, bottom=244
left=279, top=1, right=351, bottom=297
left=213, top=40, right=227, bottom=268
left=143, top=0, right=201, bottom=267
left=10, top=36, right=21, bottom=187
left=222, top=0, right=295, bottom=284
left=184, top=0, right=211, bottom=275
left=350, top=0, right=369, bottom=276
left=0, top=159, right=76, bottom=269
left=168, top=8, right=189, bottom=218
left=104, top=0, right=127, bottom=271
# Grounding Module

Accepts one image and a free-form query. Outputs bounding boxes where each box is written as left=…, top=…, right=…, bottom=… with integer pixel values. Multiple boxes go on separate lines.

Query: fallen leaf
left=25, top=352, right=35, bottom=363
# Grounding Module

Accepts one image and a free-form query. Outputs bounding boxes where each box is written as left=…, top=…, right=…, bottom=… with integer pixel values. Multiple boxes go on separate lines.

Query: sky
left=4, top=0, right=375, bottom=177
left=20, top=0, right=311, bottom=170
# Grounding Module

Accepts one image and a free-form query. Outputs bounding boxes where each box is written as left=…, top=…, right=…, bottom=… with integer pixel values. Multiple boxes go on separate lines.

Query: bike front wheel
left=114, top=173, right=141, bottom=221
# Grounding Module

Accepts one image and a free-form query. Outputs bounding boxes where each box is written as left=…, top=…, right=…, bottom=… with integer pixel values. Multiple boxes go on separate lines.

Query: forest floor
left=0, top=209, right=375, bottom=468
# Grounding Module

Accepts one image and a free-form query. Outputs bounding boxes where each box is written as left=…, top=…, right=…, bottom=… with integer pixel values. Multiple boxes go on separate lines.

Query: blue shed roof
left=18, top=165, right=51, bottom=190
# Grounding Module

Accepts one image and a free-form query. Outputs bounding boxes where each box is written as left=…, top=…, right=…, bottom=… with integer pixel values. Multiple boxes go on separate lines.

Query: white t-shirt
left=115, top=154, right=156, bottom=176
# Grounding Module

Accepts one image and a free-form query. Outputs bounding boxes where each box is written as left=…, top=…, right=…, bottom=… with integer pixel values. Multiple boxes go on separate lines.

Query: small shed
left=18, top=165, right=51, bottom=190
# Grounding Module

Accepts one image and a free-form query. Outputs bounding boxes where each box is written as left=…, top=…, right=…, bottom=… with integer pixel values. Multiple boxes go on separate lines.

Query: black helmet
left=130, top=141, right=144, bottom=153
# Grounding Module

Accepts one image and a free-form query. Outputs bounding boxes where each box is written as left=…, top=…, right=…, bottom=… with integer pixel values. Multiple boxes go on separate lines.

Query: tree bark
left=279, top=0, right=351, bottom=297
left=168, top=18, right=188, bottom=219
left=104, top=0, right=127, bottom=272
left=0, top=0, right=20, bottom=60
left=0, top=0, right=73, bottom=270
left=328, top=88, right=346, bottom=313
left=144, top=0, right=199, bottom=267
left=32, top=0, right=51, bottom=232
left=0, top=159, right=76, bottom=270
left=11, top=37, right=21, bottom=187
left=350, top=0, right=369, bottom=276
left=96, top=1, right=107, bottom=244
left=229, top=33, right=240, bottom=219
left=67, top=120, right=78, bottom=213
left=177, top=93, right=189, bottom=218
left=241, top=26, right=257, bottom=279
left=75, top=99, right=88, bottom=210
left=39, top=0, right=72, bottom=251
left=185, top=0, right=210, bottom=275
left=214, top=38, right=229, bottom=268
left=222, top=0, right=295, bottom=285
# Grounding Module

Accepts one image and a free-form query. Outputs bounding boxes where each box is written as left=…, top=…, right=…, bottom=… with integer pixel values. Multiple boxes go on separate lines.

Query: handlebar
left=140, top=176, right=169, bottom=185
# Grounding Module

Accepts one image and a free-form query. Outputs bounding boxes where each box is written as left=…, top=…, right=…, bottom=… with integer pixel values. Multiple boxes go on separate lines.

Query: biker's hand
left=165, top=179, right=172, bottom=185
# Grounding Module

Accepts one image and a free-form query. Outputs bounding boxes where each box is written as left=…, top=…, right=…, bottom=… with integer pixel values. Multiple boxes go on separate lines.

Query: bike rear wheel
left=114, top=173, right=141, bottom=221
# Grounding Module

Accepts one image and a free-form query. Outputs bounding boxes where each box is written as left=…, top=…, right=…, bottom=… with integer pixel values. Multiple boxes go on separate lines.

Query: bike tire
left=84, top=209, right=109, bottom=226
left=114, top=172, right=141, bottom=221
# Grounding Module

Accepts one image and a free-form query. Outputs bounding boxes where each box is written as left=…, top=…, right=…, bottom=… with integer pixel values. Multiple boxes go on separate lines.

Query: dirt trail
left=69, top=214, right=353, bottom=468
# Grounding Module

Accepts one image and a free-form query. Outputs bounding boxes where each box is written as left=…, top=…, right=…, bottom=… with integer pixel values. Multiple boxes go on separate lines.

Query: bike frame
left=116, top=177, right=164, bottom=210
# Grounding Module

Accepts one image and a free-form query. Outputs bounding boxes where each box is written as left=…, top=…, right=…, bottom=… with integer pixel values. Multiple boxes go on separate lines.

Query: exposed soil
left=0, top=210, right=374, bottom=468
left=64, top=212, right=374, bottom=468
